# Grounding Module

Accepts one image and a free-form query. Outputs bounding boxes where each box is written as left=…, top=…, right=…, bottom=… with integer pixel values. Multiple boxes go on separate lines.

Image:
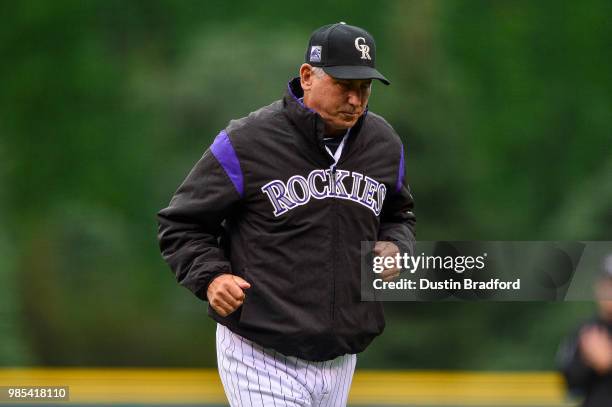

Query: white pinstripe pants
left=216, top=324, right=357, bottom=407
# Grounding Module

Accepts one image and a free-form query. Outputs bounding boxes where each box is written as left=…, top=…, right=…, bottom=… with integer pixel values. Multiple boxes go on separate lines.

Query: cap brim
left=322, top=65, right=390, bottom=85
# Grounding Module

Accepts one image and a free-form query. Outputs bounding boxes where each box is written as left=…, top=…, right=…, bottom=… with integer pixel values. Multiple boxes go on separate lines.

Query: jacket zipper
left=321, top=129, right=350, bottom=322
left=330, top=163, right=338, bottom=321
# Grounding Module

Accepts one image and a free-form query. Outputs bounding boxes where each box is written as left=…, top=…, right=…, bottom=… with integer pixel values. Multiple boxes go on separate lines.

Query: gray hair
left=311, top=67, right=327, bottom=78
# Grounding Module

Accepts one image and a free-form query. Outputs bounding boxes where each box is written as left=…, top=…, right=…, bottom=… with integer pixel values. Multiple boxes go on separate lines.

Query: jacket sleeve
left=557, top=328, right=592, bottom=395
left=378, top=144, right=416, bottom=256
left=157, top=132, right=242, bottom=301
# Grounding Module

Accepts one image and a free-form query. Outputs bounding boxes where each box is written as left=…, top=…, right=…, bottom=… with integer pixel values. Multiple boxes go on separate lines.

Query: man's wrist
left=204, top=273, right=232, bottom=300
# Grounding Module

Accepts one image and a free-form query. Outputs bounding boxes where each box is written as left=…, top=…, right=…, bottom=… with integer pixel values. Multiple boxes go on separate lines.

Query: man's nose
left=347, top=89, right=362, bottom=107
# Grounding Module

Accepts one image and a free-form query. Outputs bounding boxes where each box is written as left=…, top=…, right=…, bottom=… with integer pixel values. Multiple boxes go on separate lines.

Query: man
left=158, top=22, right=415, bottom=407
left=558, top=255, right=612, bottom=407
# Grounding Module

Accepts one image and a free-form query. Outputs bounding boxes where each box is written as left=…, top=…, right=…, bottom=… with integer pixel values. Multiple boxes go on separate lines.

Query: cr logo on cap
left=354, top=37, right=371, bottom=60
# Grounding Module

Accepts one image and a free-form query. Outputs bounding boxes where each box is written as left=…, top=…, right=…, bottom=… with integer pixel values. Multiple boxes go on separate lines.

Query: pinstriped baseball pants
left=216, top=323, right=357, bottom=407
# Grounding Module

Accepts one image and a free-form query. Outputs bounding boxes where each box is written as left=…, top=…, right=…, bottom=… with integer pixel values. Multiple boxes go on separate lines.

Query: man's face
left=300, top=64, right=371, bottom=135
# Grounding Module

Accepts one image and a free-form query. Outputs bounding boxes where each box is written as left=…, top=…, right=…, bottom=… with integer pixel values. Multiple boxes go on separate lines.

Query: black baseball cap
left=305, top=22, right=390, bottom=85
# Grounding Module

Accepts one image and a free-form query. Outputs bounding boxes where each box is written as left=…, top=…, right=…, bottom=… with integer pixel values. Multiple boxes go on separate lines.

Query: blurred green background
left=1, top=0, right=610, bottom=370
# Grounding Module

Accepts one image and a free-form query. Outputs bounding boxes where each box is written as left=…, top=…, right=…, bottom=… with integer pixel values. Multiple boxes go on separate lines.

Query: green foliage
left=1, top=0, right=610, bottom=368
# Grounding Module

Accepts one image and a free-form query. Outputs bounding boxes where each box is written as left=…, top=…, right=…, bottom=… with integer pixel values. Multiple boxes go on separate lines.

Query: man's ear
left=300, top=64, right=313, bottom=91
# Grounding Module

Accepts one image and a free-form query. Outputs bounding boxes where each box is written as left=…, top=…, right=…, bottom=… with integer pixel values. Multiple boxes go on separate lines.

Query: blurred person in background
left=557, top=255, right=612, bottom=407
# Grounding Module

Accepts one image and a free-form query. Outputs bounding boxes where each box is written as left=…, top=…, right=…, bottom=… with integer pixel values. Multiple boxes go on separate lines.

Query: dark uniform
left=157, top=77, right=415, bottom=361
left=558, top=317, right=612, bottom=407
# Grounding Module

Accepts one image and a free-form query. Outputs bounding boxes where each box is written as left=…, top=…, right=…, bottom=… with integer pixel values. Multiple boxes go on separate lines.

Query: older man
left=158, top=22, right=415, bottom=406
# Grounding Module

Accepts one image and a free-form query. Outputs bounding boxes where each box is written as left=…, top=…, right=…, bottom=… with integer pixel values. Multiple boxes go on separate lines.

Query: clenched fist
left=374, top=241, right=401, bottom=282
left=207, top=274, right=251, bottom=317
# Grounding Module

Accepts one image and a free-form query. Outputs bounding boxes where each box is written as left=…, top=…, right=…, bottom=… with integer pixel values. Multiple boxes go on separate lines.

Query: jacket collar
left=283, top=77, right=367, bottom=145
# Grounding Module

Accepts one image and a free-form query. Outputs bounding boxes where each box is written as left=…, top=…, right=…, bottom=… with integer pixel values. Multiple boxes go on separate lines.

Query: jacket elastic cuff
left=394, top=239, right=415, bottom=257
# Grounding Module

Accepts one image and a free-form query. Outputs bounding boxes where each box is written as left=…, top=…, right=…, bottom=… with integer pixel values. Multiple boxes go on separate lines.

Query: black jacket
left=557, top=317, right=612, bottom=407
left=158, top=77, right=416, bottom=361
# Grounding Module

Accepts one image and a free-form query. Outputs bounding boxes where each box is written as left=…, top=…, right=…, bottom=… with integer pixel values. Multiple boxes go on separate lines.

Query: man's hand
left=207, top=274, right=251, bottom=317
left=579, top=325, right=612, bottom=374
left=374, top=241, right=400, bottom=282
